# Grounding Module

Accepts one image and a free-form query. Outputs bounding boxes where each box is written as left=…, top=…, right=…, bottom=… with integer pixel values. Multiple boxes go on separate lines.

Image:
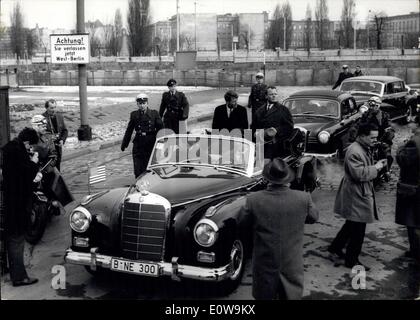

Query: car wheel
left=220, top=238, right=245, bottom=294
left=25, top=201, right=48, bottom=245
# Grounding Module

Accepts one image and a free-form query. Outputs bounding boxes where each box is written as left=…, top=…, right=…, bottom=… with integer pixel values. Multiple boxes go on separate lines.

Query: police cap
left=256, top=72, right=264, bottom=78
left=167, top=79, right=177, bottom=87
left=136, top=93, right=149, bottom=103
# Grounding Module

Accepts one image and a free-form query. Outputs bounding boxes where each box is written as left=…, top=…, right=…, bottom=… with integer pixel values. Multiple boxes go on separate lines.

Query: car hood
left=293, top=116, right=337, bottom=133
left=348, top=92, right=378, bottom=104
left=136, top=166, right=253, bottom=205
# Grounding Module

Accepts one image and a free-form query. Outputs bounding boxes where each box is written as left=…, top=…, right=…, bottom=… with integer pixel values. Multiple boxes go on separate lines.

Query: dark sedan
left=339, top=75, right=417, bottom=122
left=283, top=90, right=364, bottom=158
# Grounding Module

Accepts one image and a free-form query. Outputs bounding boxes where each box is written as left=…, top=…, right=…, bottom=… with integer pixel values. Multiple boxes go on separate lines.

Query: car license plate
left=111, top=258, right=159, bottom=277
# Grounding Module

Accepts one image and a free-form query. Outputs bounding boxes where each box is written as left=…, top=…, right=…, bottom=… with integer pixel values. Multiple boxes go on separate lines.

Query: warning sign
left=50, top=34, right=90, bottom=64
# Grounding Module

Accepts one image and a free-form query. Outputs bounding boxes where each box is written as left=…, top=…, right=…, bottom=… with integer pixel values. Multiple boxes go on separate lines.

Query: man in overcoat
left=251, top=86, right=294, bottom=159
left=329, top=122, right=387, bottom=270
left=332, top=65, right=354, bottom=90
left=121, top=93, right=163, bottom=178
left=212, top=90, right=248, bottom=133
left=240, top=158, right=319, bottom=300
left=2, top=128, right=41, bottom=286
left=42, top=99, right=68, bottom=171
left=395, top=115, right=420, bottom=264
left=159, top=79, right=189, bottom=134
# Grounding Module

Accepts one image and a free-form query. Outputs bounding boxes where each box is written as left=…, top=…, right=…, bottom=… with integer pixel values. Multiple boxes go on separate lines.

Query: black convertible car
left=65, top=134, right=317, bottom=290
left=283, top=90, right=364, bottom=158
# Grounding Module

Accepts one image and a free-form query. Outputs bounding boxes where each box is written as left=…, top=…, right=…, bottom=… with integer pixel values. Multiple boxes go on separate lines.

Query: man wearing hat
left=248, top=72, right=268, bottom=123
left=159, top=79, right=189, bottom=133
left=240, top=158, right=319, bottom=299
left=332, top=65, right=354, bottom=90
left=121, top=93, right=163, bottom=178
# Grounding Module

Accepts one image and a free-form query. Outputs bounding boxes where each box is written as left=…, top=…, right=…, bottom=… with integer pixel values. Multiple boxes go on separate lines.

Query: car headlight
left=194, top=219, right=219, bottom=247
left=70, top=207, right=92, bottom=233
left=318, top=131, right=330, bottom=144
left=359, top=105, right=369, bottom=114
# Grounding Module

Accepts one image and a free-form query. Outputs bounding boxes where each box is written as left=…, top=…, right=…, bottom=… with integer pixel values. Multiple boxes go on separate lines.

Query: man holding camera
left=329, top=122, right=387, bottom=270
left=42, top=99, right=68, bottom=171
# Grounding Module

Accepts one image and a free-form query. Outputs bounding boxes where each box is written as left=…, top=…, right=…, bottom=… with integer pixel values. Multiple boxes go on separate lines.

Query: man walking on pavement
left=212, top=90, right=248, bottom=133
left=329, top=122, right=387, bottom=270
left=354, top=65, right=363, bottom=77
left=251, top=86, right=294, bottom=159
left=332, top=65, right=354, bottom=90
left=2, top=128, right=42, bottom=286
left=121, top=93, right=163, bottom=178
left=159, top=79, right=189, bottom=134
left=240, top=158, right=319, bottom=300
left=248, top=72, right=268, bottom=123
left=42, top=99, right=68, bottom=171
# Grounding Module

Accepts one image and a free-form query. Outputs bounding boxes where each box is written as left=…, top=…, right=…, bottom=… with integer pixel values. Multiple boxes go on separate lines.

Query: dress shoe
left=12, top=277, right=38, bottom=287
left=345, top=260, right=371, bottom=272
left=328, top=246, right=345, bottom=259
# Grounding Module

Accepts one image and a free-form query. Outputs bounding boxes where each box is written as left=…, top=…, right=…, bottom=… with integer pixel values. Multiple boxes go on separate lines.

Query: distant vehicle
left=283, top=90, right=365, bottom=158
left=339, top=75, right=417, bottom=122
left=64, top=134, right=317, bottom=292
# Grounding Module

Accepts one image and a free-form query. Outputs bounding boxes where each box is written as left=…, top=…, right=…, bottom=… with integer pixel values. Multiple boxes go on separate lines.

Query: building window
left=293, top=26, right=296, bottom=30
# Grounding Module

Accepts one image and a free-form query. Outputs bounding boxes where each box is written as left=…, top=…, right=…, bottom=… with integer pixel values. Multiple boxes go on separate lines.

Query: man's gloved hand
left=30, top=151, right=39, bottom=164
left=121, top=146, right=126, bottom=152
left=33, top=172, right=43, bottom=183
left=264, top=127, right=277, bottom=138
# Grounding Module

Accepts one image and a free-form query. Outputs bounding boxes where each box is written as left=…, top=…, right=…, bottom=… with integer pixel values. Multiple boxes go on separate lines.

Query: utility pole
left=76, top=0, right=91, bottom=140
left=194, top=1, right=197, bottom=51
left=367, top=10, right=371, bottom=49
left=176, top=0, right=180, bottom=51
left=283, top=15, right=286, bottom=51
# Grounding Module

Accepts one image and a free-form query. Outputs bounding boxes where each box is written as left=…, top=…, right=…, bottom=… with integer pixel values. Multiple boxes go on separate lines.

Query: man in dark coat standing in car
left=332, top=65, right=354, bottom=90
left=121, top=93, right=163, bottom=178
left=212, top=90, right=248, bottom=133
left=159, top=79, right=189, bottom=134
left=251, top=86, right=294, bottom=159
left=2, top=128, right=41, bottom=286
left=240, top=158, right=319, bottom=300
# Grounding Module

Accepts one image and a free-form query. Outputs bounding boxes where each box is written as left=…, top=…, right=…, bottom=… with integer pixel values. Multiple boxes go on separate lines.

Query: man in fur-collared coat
left=240, top=158, right=319, bottom=300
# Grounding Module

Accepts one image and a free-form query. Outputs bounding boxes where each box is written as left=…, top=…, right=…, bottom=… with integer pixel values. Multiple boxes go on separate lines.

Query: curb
left=62, top=112, right=214, bottom=162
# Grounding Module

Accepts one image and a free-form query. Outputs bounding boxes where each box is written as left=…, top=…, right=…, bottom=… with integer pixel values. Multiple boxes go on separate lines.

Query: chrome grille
left=121, top=202, right=167, bottom=261
left=308, top=136, right=318, bottom=144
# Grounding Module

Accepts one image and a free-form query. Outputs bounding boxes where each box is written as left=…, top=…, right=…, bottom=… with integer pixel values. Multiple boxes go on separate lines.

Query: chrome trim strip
left=303, top=151, right=337, bottom=158
left=65, top=249, right=232, bottom=282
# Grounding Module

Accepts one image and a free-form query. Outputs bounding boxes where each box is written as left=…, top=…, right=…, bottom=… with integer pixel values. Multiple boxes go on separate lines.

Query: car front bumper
left=64, top=248, right=232, bottom=282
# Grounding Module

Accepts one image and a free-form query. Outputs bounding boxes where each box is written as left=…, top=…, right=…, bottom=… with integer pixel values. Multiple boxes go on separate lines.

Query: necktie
left=267, top=104, right=272, bottom=112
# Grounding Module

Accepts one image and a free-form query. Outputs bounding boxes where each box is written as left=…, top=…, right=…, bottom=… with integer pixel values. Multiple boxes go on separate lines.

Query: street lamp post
left=284, top=15, right=287, bottom=50
left=367, top=10, right=371, bottom=49
left=194, top=1, right=197, bottom=51
left=176, top=0, right=180, bottom=51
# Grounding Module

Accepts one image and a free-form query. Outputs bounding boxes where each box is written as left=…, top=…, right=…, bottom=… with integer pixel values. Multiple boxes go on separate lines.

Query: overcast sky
left=0, top=0, right=418, bottom=29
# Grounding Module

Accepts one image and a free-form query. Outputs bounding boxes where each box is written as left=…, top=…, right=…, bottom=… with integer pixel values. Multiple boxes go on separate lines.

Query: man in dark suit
left=2, top=128, right=41, bottom=286
left=121, top=93, right=163, bottom=178
left=212, top=90, right=248, bottom=134
left=240, top=158, right=319, bottom=299
left=42, top=99, right=68, bottom=171
left=332, top=65, right=354, bottom=90
left=159, top=79, right=189, bottom=134
left=251, top=86, right=294, bottom=159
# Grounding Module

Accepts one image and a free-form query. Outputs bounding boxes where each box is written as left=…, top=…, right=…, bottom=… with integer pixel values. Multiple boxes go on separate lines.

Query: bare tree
left=304, top=4, right=312, bottom=52
left=370, top=11, right=387, bottom=49
left=25, top=29, right=37, bottom=58
left=127, top=0, right=152, bottom=56
left=86, top=22, right=102, bottom=57
left=105, top=9, right=123, bottom=56
left=239, top=23, right=253, bottom=51
left=180, top=32, right=194, bottom=51
left=281, top=1, right=293, bottom=50
left=266, top=5, right=282, bottom=50
left=9, top=2, right=25, bottom=59
left=339, top=0, right=356, bottom=48
left=315, top=0, right=329, bottom=50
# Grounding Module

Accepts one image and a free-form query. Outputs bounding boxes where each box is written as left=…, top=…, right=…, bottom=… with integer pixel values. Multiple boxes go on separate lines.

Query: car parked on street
left=283, top=90, right=364, bottom=158
left=64, top=134, right=317, bottom=291
left=338, top=75, right=417, bottom=122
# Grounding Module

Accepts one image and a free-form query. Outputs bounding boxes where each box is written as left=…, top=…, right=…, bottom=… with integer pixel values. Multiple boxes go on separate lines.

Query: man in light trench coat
left=329, top=122, right=387, bottom=270
left=240, top=158, right=319, bottom=300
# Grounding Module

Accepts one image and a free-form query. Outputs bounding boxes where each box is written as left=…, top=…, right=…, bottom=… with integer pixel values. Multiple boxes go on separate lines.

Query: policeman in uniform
left=248, top=72, right=268, bottom=123
left=121, top=93, right=163, bottom=178
left=159, top=79, right=189, bottom=134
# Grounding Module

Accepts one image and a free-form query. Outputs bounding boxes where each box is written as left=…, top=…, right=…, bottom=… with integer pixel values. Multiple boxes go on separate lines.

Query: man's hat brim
left=262, top=158, right=295, bottom=184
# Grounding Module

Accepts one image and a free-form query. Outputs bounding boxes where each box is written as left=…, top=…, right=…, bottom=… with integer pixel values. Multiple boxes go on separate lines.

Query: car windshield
left=340, top=81, right=383, bottom=94
left=284, top=98, right=339, bottom=117
left=149, top=135, right=255, bottom=176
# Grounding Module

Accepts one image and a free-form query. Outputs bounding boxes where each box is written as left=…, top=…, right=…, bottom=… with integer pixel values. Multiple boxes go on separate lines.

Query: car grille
left=121, top=202, right=167, bottom=262
left=308, top=136, right=318, bottom=144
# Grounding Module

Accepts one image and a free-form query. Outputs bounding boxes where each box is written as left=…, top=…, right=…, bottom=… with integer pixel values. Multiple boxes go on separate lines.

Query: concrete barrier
left=367, top=68, right=388, bottom=76
left=50, top=70, right=67, bottom=85
left=314, top=69, right=333, bottom=85
left=407, top=68, right=420, bottom=84
left=388, top=67, right=407, bottom=80
left=295, top=69, right=313, bottom=86
left=276, top=69, right=296, bottom=86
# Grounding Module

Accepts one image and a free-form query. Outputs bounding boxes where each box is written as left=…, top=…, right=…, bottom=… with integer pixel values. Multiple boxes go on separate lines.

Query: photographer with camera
left=2, top=128, right=41, bottom=286
left=42, top=99, right=68, bottom=171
